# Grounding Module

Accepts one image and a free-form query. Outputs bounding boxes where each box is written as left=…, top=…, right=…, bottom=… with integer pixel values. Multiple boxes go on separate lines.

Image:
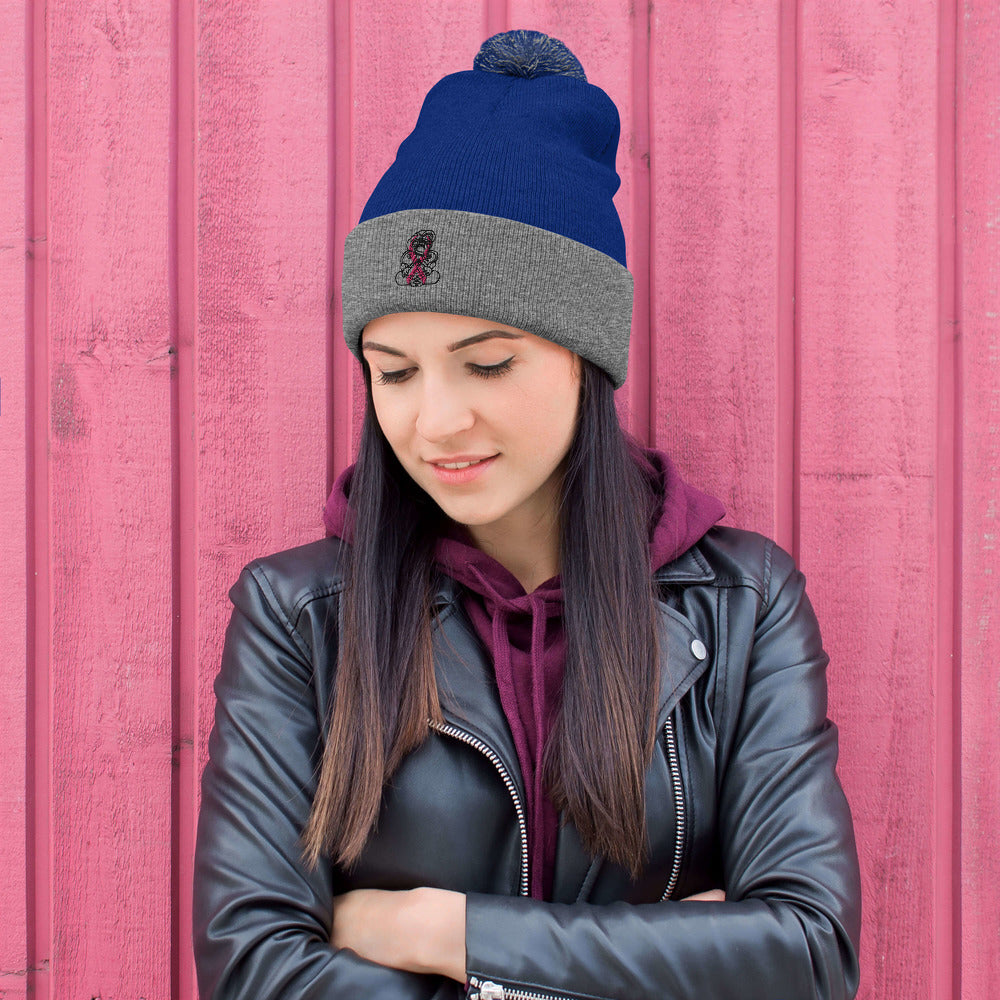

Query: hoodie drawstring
left=469, top=565, right=559, bottom=898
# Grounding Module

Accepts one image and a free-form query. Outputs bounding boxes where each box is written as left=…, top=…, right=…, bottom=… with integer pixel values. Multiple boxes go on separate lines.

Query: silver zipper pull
left=469, top=978, right=506, bottom=1000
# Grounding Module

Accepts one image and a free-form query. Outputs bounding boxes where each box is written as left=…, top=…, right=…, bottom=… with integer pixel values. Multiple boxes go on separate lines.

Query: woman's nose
left=414, top=384, right=475, bottom=442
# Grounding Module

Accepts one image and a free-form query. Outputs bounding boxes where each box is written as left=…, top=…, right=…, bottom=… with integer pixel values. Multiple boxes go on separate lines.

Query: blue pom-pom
left=473, top=30, right=587, bottom=81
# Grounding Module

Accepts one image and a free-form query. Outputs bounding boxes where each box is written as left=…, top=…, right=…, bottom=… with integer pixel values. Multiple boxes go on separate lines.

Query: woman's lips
left=427, top=454, right=498, bottom=485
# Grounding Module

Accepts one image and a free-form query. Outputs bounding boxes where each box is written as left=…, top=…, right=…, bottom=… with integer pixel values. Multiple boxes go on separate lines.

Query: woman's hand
left=680, top=888, right=726, bottom=902
left=331, top=887, right=466, bottom=983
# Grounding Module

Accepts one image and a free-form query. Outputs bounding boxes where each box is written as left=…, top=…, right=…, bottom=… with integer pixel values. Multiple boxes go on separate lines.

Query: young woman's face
left=362, top=311, right=580, bottom=538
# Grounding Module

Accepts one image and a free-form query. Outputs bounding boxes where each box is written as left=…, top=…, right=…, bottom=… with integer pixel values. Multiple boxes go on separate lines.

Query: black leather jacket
left=194, top=526, right=861, bottom=999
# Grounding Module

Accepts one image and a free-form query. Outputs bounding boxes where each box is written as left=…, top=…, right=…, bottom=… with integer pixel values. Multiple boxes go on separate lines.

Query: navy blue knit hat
left=342, top=30, right=633, bottom=387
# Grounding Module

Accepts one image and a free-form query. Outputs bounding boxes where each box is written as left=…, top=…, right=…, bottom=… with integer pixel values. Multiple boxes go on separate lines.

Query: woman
left=193, top=30, right=861, bottom=1000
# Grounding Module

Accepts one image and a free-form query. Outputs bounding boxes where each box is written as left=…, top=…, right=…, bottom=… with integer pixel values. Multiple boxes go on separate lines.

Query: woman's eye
left=469, top=357, right=515, bottom=379
left=374, top=367, right=414, bottom=385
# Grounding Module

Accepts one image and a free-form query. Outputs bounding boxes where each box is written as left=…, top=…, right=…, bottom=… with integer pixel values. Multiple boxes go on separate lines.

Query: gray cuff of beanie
left=342, top=208, right=633, bottom=388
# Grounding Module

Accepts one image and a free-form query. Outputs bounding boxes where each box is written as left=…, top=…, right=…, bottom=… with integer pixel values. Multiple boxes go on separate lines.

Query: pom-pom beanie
left=341, top=29, right=633, bottom=388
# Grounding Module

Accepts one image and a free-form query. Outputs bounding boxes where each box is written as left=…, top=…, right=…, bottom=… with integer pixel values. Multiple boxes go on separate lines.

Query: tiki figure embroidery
left=396, top=229, right=441, bottom=286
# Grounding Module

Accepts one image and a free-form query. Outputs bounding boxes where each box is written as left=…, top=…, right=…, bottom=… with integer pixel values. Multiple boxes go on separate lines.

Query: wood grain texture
left=958, top=2, right=1000, bottom=996
left=648, top=2, right=783, bottom=538
left=796, top=3, right=941, bottom=997
left=192, top=0, right=332, bottom=886
left=0, top=0, right=28, bottom=994
left=44, top=1, right=174, bottom=994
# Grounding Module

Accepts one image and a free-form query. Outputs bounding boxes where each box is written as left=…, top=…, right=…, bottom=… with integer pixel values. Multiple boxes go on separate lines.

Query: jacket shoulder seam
left=762, top=537, right=775, bottom=610
left=697, top=527, right=772, bottom=599
left=246, top=563, right=343, bottom=659
left=288, top=582, right=345, bottom=629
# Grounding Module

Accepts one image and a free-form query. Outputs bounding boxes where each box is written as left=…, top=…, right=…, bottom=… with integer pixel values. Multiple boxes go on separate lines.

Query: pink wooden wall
left=1, top=2, right=996, bottom=998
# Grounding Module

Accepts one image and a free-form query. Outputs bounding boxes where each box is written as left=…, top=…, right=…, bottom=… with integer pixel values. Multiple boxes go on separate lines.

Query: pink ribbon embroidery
left=395, top=229, right=440, bottom=286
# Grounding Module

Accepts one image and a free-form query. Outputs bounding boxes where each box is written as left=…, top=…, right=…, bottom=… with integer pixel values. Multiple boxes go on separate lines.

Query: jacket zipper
left=468, top=975, right=575, bottom=1000
left=440, top=715, right=685, bottom=998
left=660, top=712, right=685, bottom=901
left=428, top=719, right=530, bottom=897
left=430, top=726, right=557, bottom=1000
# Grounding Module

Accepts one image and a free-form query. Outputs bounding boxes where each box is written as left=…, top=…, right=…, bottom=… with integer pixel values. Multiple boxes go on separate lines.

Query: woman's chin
left=433, top=498, right=507, bottom=530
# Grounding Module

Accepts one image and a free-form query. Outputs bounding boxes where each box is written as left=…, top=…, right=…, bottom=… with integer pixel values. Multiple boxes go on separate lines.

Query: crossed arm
left=330, top=886, right=726, bottom=983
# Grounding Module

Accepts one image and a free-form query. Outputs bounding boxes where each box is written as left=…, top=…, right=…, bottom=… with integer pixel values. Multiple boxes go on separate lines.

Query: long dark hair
left=302, top=359, right=660, bottom=876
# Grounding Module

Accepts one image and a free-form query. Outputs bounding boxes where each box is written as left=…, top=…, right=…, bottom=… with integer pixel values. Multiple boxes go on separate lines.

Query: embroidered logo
left=395, top=229, right=440, bottom=286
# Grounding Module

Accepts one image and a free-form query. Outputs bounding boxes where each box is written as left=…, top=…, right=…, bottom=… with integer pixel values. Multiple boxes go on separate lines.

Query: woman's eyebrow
left=361, top=341, right=406, bottom=357
left=362, top=331, right=523, bottom=356
left=447, top=330, right=524, bottom=352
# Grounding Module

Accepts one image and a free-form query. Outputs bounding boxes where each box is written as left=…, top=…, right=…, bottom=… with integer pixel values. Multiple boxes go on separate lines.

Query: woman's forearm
left=331, top=887, right=467, bottom=983
left=330, top=886, right=722, bottom=985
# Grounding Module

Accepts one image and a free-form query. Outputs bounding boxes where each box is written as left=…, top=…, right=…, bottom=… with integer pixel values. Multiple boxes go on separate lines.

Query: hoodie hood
left=634, top=445, right=726, bottom=573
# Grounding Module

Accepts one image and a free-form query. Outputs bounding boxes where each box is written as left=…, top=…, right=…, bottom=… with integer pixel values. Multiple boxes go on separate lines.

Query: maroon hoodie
left=322, top=446, right=725, bottom=899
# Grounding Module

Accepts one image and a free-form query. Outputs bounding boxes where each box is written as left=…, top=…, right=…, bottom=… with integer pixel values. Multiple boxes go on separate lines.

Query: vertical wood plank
left=796, top=3, right=942, bottom=998
left=936, top=5, right=960, bottom=1000
left=329, top=0, right=355, bottom=481
left=958, top=2, right=1000, bottom=996
left=0, top=0, right=28, bottom=994
left=26, top=2, right=51, bottom=994
left=648, top=2, right=783, bottom=535
left=777, top=0, right=799, bottom=555
left=45, top=1, right=173, bottom=994
left=507, top=2, right=648, bottom=440
left=192, top=0, right=332, bottom=957
left=171, top=0, right=197, bottom=992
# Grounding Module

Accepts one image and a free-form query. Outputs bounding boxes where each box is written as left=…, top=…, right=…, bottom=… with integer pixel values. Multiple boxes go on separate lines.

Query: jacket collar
left=653, top=543, right=716, bottom=584
left=430, top=541, right=717, bottom=608
left=429, top=543, right=716, bottom=788
left=431, top=599, right=527, bottom=803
